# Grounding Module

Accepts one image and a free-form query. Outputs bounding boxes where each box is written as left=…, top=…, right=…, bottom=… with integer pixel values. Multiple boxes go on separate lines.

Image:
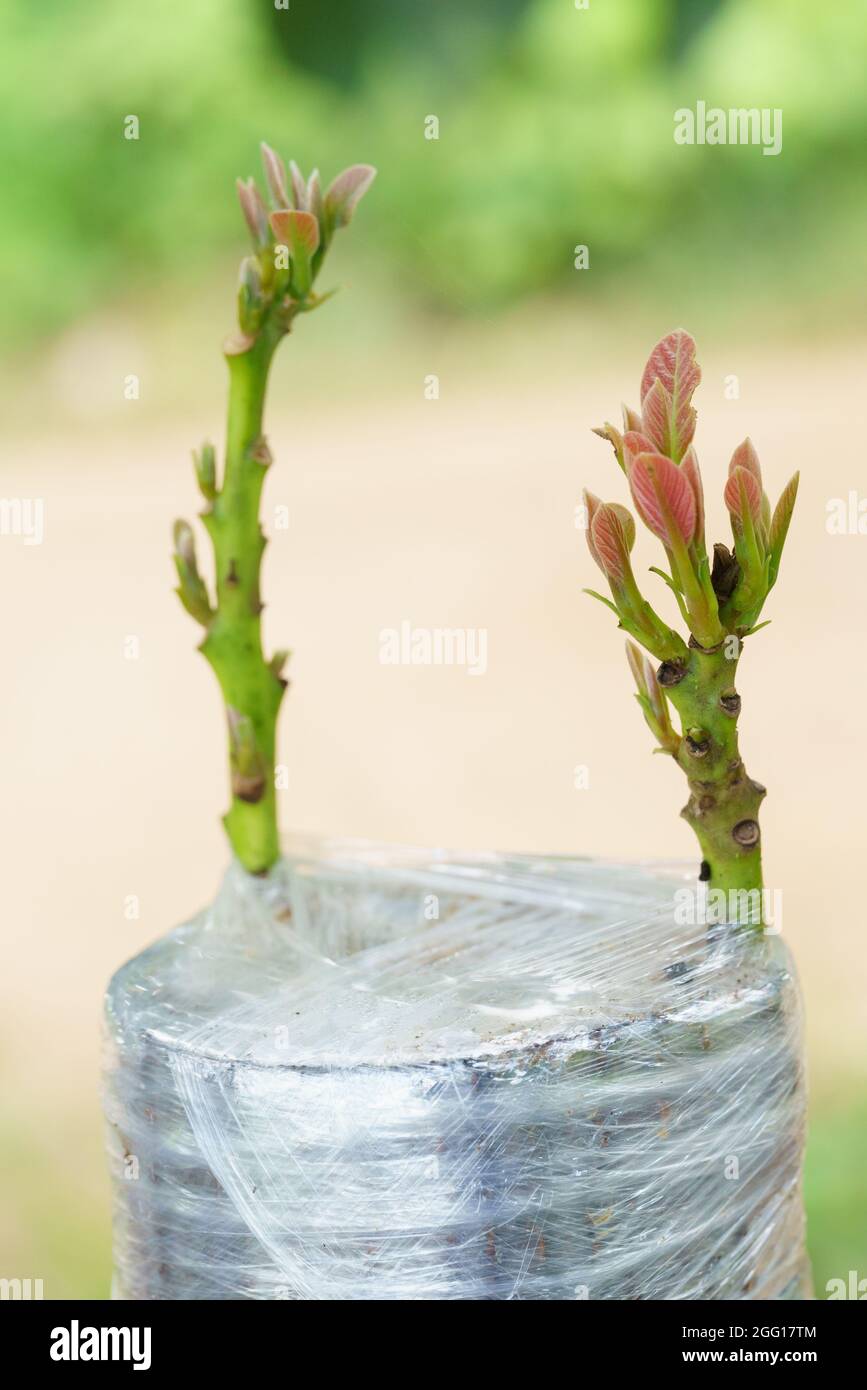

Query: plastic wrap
left=103, top=837, right=810, bottom=1300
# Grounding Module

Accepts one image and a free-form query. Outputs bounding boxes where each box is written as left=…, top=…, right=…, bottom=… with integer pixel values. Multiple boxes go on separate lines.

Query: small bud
left=260, top=142, right=289, bottom=208
left=173, top=519, right=196, bottom=568
left=227, top=708, right=267, bottom=804
left=288, top=160, right=308, bottom=210
left=269, top=648, right=291, bottom=685
left=236, top=177, right=270, bottom=249
left=729, top=438, right=762, bottom=487
left=173, top=520, right=212, bottom=626
left=193, top=443, right=217, bottom=501
left=306, top=168, right=324, bottom=225
left=621, top=403, right=643, bottom=434
left=709, top=544, right=738, bottom=605
left=237, top=255, right=265, bottom=335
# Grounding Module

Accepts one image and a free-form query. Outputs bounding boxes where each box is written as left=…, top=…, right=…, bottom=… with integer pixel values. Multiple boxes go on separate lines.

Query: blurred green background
left=1, top=0, right=865, bottom=1299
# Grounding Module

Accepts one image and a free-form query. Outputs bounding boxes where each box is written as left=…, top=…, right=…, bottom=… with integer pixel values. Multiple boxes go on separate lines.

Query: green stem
left=200, top=322, right=287, bottom=874
left=662, top=646, right=765, bottom=910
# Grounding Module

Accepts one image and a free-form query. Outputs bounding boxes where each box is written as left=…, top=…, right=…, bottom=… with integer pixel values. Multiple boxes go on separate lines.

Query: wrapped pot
left=103, top=837, right=811, bottom=1300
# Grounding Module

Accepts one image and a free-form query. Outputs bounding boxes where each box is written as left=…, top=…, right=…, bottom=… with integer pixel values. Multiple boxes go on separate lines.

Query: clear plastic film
left=103, top=838, right=811, bottom=1300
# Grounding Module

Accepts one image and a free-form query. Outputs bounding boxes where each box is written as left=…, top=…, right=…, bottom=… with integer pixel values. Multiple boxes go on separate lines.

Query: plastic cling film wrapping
left=103, top=838, right=811, bottom=1301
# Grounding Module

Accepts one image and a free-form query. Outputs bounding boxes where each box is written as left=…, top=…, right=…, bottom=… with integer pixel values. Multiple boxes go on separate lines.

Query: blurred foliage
left=1, top=0, right=866, bottom=347
left=804, top=1095, right=867, bottom=1299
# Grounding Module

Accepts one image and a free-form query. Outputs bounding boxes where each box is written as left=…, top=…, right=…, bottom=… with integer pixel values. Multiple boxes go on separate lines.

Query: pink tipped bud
left=629, top=451, right=697, bottom=547
left=724, top=465, right=763, bottom=528
left=729, top=438, right=762, bottom=487
left=260, top=142, right=289, bottom=208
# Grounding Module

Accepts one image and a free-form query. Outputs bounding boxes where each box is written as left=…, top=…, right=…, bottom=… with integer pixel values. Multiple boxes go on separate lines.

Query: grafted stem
left=199, top=327, right=286, bottom=873
left=661, top=646, right=764, bottom=898
left=173, top=146, right=375, bottom=875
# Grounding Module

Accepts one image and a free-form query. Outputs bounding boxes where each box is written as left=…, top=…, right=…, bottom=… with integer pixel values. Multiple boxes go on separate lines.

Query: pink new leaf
left=640, top=329, right=701, bottom=408
left=639, top=330, right=701, bottom=461
left=590, top=503, right=632, bottom=583
left=724, top=466, right=763, bottom=528
left=623, top=429, right=656, bottom=463
left=629, top=452, right=697, bottom=546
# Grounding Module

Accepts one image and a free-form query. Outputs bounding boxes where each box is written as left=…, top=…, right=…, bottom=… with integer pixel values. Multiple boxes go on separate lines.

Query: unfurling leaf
left=640, top=329, right=701, bottom=410
left=639, top=329, right=700, bottom=461
left=629, top=451, right=697, bottom=546
left=324, top=164, right=377, bottom=230
left=269, top=209, right=321, bottom=295
left=768, top=471, right=800, bottom=585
